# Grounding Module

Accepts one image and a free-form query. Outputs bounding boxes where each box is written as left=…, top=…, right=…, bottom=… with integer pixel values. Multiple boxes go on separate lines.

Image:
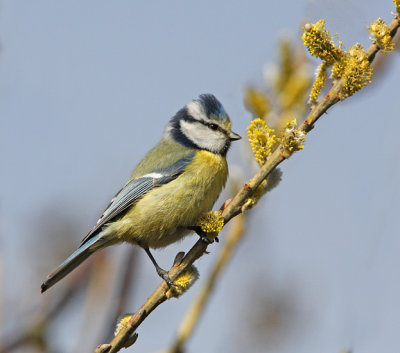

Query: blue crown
left=197, top=94, right=229, bottom=122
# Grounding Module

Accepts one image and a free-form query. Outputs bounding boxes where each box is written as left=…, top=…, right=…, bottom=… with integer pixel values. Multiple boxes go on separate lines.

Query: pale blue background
left=1, top=0, right=400, bottom=352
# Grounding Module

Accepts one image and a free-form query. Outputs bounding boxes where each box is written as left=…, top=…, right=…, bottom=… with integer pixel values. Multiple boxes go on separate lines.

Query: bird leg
left=144, top=247, right=177, bottom=286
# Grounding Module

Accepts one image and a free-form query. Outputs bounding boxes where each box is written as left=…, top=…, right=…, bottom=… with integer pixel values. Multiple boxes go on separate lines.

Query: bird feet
left=155, top=266, right=178, bottom=287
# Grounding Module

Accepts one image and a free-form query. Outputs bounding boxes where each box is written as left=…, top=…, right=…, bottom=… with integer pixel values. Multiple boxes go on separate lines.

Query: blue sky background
left=1, top=1, right=400, bottom=352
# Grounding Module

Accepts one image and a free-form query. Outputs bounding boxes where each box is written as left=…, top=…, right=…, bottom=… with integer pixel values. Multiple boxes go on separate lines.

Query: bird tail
left=41, top=232, right=111, bottom=293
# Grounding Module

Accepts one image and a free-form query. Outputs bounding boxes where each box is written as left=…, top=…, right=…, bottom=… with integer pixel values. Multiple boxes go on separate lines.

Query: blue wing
left=80, top=153, right=195, bottom=245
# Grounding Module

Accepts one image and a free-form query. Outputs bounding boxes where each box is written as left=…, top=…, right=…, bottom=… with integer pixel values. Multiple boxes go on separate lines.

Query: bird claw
left=156, top=267, right=178, bottom=287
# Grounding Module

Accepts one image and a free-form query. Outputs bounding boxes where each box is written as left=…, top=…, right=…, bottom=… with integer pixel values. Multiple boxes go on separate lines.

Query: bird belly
left=115, top=151, right=228, bottom=248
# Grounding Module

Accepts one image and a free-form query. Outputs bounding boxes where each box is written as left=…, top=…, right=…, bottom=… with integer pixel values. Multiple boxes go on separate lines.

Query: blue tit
left=41, top=94, right=241, bottom=293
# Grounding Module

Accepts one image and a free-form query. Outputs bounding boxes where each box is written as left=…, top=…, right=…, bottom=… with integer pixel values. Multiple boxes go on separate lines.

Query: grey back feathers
left=164, top=94, right=237, bottom=156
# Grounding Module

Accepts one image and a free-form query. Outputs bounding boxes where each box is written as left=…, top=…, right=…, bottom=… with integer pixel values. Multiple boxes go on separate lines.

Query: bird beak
left=229, top=131, right=242, bottom=141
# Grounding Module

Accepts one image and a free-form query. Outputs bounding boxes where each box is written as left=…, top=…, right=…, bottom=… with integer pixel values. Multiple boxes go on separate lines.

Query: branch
left=166, top=213, right=245, bottom=353
left=95, top=14, right=400, bottom=353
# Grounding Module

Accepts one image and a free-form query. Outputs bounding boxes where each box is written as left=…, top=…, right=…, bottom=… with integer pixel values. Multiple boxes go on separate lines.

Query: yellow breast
left=114, top=151, right=228, bottom=248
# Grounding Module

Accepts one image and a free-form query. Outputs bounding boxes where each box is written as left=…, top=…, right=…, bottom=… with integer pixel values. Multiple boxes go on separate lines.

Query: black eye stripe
left=176, top=109, right=227, bottom=134
left=199, top=120, right=222, bottom=132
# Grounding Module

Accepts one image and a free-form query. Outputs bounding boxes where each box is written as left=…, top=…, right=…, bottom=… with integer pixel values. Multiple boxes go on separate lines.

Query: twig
left=96, top=14, right=400, bottom=353
left=167, top=213, right=245, bottom=353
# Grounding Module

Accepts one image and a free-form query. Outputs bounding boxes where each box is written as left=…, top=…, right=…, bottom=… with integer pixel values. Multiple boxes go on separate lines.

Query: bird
left=41, top=94, right=241, bottom=293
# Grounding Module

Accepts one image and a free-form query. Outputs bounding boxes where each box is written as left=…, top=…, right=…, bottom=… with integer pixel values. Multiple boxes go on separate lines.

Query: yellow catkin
left=273, top=39, right=312, bottom=113
left=247, top=119, right=277, bottom=166
left=244, top=87, right=270, bottom=119
left=309, top=61, right=329, bottom=105
left=302, top=20, right=343, bottom=63
left=341, top=44, right=373, bottom=97
left=368, top=18, right=395, bottom=53
left=114, top=314, right=133, bottom=336
left=274, top=39, right=293, bottom=93
left=166, top=266, right=199, bottom=299
left=279, top=71, right=312, bottom=111
left=197, top=211, right=224, bottom=233
left=275, top=111, right=298, bottom=134
left=331, top=56, right=347, bottom=80
left=281, top=119, right=306, bottom=152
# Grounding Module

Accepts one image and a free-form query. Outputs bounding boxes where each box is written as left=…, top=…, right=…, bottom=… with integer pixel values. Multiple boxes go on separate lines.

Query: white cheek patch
left=180, top=120, right=226, bottom=153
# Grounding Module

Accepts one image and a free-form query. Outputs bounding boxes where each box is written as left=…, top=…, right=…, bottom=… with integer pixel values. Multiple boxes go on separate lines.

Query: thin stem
left=167, top=214, right=245, bottom=353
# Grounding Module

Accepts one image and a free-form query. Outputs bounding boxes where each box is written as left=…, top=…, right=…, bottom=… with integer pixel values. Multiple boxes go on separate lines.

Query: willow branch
left=95, top=14, right=400, bottom=353
left=166, top=213, right=245, bottom=353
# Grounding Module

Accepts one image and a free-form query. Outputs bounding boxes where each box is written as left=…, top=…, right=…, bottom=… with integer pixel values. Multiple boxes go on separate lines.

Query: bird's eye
left=209, top=123, right=218, bottom=130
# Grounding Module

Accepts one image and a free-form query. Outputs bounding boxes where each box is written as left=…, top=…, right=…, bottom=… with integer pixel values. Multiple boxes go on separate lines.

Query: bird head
left=165, top=94, right=241, bottom=155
